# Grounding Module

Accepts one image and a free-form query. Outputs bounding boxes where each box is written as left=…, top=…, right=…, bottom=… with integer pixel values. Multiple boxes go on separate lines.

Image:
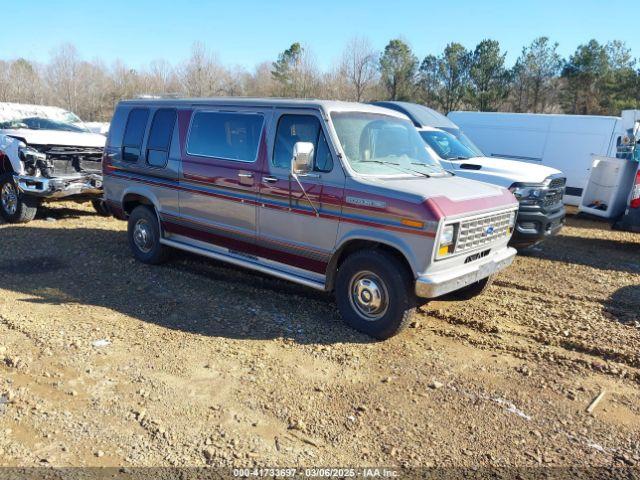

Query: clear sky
left=0, top=0, right=636, bottom=70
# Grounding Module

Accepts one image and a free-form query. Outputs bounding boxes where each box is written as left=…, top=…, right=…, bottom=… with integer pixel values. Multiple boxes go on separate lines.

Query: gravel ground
left=0, top=202, right=639, bottom=469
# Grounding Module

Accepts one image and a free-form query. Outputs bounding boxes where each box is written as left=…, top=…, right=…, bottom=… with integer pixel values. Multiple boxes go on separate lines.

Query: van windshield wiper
left=362, top=160, right=431, bottom=178
left=361, top=160, right=400, bottom=165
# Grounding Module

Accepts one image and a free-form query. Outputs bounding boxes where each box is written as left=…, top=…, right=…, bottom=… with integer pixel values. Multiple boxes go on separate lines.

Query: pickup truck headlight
left=18, top=145, right=51, bottom=177
left=436, top=224, right=457, bottom=258
left=509, top=183, right=546, bottom=206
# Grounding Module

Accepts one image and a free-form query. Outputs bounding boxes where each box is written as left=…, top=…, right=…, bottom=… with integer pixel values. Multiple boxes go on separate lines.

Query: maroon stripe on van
left=162, top=220, right=328, bottom=274
left=106, top=169, right=436, bottom=237
left=163, top=220, right=254, bottom=255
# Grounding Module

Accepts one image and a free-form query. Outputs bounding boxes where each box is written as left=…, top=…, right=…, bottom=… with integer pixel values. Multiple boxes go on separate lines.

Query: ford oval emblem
left=485, top=226, right=495, bottom=235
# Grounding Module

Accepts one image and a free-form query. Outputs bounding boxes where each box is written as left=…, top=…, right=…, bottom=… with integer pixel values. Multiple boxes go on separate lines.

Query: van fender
left=0, top=135, right=26, bottom=174
left=326, top=228, right=423, bottom=290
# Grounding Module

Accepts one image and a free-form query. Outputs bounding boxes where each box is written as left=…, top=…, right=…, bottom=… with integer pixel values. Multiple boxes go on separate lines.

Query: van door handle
left=238, top=173, right=253, bottom=179
left=263, top=176, right=278, bottom=183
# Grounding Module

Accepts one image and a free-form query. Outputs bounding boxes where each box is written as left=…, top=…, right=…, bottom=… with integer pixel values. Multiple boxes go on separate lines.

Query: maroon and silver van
left=103, top=98, right=518, bottom=339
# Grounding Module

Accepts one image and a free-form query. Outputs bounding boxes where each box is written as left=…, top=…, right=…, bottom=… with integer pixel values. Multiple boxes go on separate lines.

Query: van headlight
left=437, top=224, right=457, bottom=258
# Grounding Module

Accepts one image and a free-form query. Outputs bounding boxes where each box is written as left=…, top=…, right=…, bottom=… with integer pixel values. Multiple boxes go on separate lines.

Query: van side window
left=146, top=109, right=176, bottom=167
left=187, top=112, right=264, bottom=162
left=273, top=115, right=332, bottom=172
left=122, top=108, right=149, bottom=162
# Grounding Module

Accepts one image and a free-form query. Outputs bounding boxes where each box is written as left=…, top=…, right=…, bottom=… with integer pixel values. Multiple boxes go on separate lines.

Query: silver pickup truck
left=0, top=103, right=106, bottom=223
left=103, top=98, right=519, bottom=339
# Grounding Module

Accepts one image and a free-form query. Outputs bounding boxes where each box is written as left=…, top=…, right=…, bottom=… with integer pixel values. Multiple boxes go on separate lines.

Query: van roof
left=117, top=97, right=408, bottom=118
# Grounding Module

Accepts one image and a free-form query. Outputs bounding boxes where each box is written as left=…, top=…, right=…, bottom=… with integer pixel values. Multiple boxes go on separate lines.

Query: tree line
left=0, top=37, right=638, bottom=122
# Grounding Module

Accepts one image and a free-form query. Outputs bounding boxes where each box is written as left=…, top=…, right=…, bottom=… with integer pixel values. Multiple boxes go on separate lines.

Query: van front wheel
left=335, top=250, right=415, bottom=340
left=127, top=205, right=169, bottom=264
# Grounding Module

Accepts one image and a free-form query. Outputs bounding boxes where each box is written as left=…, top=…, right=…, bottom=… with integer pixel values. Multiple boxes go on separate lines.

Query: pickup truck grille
left=543, top=177, right=566, bottom=208
left=548, top=177, right=566, bottom=190
left=455, top=210, right=514, bottom=254
left=30, top=144, right=103, bottom=175
left=543, top=190, right=564, bottom=207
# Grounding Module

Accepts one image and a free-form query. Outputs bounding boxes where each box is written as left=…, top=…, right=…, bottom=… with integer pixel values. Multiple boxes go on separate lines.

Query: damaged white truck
left=0, top=102, right=107, bottom=223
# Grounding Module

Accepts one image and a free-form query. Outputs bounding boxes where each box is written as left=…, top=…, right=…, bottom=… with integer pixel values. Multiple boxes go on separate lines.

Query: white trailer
left=447, top=111, right=639, bottom=206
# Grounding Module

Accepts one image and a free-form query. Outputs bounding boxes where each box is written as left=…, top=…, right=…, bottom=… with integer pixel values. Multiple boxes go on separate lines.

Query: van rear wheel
left=127, top=205, right=169, bottom=264
left=335, top=250, right=415, bottom=340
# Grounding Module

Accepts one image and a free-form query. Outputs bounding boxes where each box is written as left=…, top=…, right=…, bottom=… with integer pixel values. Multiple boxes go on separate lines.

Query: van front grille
left=455, top=210, right=514, bottom=254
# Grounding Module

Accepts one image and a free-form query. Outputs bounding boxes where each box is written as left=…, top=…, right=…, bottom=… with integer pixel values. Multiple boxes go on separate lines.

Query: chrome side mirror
left=291, top=142, right=314, bottom=176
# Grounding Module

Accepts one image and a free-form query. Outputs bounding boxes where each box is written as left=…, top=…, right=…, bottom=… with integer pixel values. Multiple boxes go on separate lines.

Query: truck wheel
left=450, top=275, right=494, bottom=300
left=91, top=199, right=111, bottom=217
left=0, top=174, right=38, bottom=223
left=335, top=249, right=416, bottom=340
left=127, top=205, right=169, bottom=264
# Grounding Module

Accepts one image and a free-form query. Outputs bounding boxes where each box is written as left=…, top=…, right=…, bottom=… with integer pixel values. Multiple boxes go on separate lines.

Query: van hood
left=0, top=128, right=106, bottom=148
left=356, top=174, right=517, bottom=218
left=448, top=156, right=562, bottom=187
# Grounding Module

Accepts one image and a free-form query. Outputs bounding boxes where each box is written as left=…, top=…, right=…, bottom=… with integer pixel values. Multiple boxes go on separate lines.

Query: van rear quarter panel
left=104, top=104, right=180, bottom=219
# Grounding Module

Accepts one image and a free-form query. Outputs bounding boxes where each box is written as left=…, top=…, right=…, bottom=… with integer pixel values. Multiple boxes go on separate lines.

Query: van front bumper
left=415, top=247, right=517, bottom=299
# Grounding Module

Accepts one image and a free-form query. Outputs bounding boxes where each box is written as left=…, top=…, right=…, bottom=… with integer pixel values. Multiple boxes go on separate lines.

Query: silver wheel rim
left=133, top=218, right=154, bottom=253
left=348, top=270, right=389, bottom=321
left=1, top=182, right=18, bottom=216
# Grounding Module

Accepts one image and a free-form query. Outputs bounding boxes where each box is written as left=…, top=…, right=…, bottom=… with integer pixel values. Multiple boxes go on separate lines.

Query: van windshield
left=420, top=130, right=481, bottom=160
left=330, top=112, right=445, bottom=176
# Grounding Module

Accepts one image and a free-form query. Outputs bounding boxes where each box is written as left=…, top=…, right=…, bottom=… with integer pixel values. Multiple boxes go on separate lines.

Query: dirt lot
left=0, top=202, right=639, bottom=470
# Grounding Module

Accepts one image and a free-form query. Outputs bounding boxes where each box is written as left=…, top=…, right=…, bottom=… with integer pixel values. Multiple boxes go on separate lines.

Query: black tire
left=91, top=199, right=112, bottom=217
left=0, top=174, right=39, bottom=223
left=127, top=205, right=169, bottom=264
left=449, top=274, right=494, bottom=301
left=335, top=249, right=416, bottom=340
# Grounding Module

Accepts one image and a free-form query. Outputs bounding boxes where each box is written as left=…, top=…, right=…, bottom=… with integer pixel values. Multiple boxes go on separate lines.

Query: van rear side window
left=187, top=112, right=263, bottom=162
left=146, top=109, right=176, bottom=167
left=123, top=108, right=150, bottom=162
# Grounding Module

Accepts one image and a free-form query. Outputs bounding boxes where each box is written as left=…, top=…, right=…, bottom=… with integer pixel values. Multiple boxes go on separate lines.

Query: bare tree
left=146, top=59, right=179, bottom=94
left=46, top=44, right=82, bottom=113
left=245, top=62, right=278, bottom=97
left=339, top=37, right=378, bottom=101
left=179, top=42, right=227, bottom=97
